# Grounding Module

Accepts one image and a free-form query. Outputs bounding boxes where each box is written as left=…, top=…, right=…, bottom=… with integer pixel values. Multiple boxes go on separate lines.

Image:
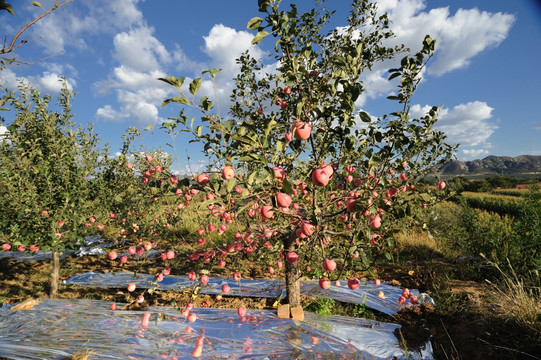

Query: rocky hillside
left=436, top=155, right=541, bottom=177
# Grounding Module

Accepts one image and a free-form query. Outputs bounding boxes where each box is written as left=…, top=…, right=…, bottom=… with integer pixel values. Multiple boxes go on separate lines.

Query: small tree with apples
left=160, top=0, right=454, bottom=317
left=0, top=83, right=106, bottom=297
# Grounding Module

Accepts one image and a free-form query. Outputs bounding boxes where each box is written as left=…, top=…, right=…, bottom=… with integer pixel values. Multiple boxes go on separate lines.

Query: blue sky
left=1, top=0, right=540, bottom=174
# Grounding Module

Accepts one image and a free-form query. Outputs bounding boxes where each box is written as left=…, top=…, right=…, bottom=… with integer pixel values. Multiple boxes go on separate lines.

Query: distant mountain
left=436, top=155, right=541, bottom=177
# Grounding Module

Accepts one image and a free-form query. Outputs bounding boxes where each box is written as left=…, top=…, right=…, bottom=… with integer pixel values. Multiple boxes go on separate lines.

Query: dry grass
left=482, top=254, right=541, bottom=338
left=62, top=350, right=94, bottom=360
left=394, top=229, right=440, bottom=252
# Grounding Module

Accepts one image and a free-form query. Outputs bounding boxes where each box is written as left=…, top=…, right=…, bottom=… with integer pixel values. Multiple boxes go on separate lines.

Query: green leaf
left=31, top=1, right=41, bottom=7
left=282, top=178, right=293, bottom=195
left=251, top=31, right=269, bottom=45
left=157, top=76, right=185, bottom=88
left=189, top=78, right=202, bottom=96
left=295, top=101, right=303, bottom=118
left=202, top=68, right=222, bottom=77
left=161, top=96, right=190, bottom=107
left=359, top=111, right=371, bottom=123
left=247, top=171, right=257, bottom=185
left=0, top=0, right=14, bottom=15
left=247, top=17, right=263, bottom=30
left=226, top=178, right=236, bottom=193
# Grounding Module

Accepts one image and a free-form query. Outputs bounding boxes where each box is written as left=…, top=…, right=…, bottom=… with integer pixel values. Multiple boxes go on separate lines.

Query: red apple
left=273, top=166, right=286, bottom=180
left=197, top=173, right=210, bottom=186
left=399, top=173, right=407, bottom=181
left=438, top=181, right=446, bottom=190
left=261, top=205, right=274, bottom=219
left=374, top=279, right=381, bottom=286
left=2, top=243, right=11, bottom=251
left=108, top=251, right=118, bottom=260
left=319, top=278, right=331, bottom=290
left=233, top=271, right=241, bottom=282
left=312, top=168, right=330, bottom=187
left=402, top=288, right=410, bottom=298
left=268, top=266, right=274, bottom=274
left=284, top=86, right=292, bottom=95
left=257, top=108, right=264, bottom=115
left=188, top=271, right=197, bottom=281
left=347, top=278, right=361, bottom=290
left=300, top=222, right=315, bottom=237
left=280, top=101, right=288, bottom=109
left=398, top=296, right=406, bottom=304
left=145, top=154, right=153, bottom=162
left=285, top=132, right=292, bottom=142
left=323, top=259, right=337, bottom=272
left=276, top=193, right=292, bottom=208
left=222, top=284, right=231, bottom=294
left=222, top=166, right=235, bottom=180
left=346, top=199, right=357, bottom=212
left=200, top=274, right=209, bottom=285
left=291, top=120, right=312, bottom=140
left=127, top=283, right=136, bottom=292
left=238, top=306, right=247, bottom=317
left=286, top=252, right=298, bottom=264
left=187, top=313, right=197, bottom=323
left=369, top=215, right=381, bottom=228
left=110, top=303, right=117, bottom=311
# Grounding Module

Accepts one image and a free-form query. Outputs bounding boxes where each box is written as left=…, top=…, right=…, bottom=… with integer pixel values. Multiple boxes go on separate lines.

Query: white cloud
left=113, top=26, right=171, bottom=72
left=1, top=68, right=75, bottom=93
left=375, top=0, right=515, bottom=76
left=351, top=0, right=515, bottom=106
left=461, top=148, right=490, bottom=160
left=411, top=101, right=497, bottom=147
left=0, top=125, right=8, bottom=137
left=95, top=24, right=173, bottom=125
left=29, top=72, right=75, bottom=93
left=203, top=24, right=263, bottom=76
left=31, top=0, right=144, bottom=55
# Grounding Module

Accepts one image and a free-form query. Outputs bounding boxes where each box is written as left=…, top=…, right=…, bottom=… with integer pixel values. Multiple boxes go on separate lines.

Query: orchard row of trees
left=1, top=0, right=454, bottom=316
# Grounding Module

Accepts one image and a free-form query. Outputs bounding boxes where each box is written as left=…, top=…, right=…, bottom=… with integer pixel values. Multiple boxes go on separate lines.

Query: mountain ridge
left=436, top=155, right=541, bottom=177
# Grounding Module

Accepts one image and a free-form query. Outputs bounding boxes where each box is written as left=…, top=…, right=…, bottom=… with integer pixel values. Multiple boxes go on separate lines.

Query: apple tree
left=160, top=0, right=454, bottom=317
left=0, top=83, right=106, bottom=297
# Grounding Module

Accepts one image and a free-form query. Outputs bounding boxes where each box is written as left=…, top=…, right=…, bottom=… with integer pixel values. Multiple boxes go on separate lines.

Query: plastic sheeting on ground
left=0, top=236, right=160, bottom=261
left=0, top=298, right=433, bottom=360
left=65, top=272, right=434, bottom=316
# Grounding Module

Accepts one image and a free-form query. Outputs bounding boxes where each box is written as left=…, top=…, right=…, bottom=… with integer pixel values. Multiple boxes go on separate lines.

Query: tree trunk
left=49, top=250, right=60, bottom=298
left=283, top=232, right=301, bottom=308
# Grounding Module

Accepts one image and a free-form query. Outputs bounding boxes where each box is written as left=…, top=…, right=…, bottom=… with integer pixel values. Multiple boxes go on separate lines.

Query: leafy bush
left=425, top=186, right=541, bottom=283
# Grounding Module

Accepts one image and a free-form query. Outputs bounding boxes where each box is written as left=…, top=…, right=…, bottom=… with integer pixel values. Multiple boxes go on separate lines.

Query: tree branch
left=1, top=0, right=73, bottom=55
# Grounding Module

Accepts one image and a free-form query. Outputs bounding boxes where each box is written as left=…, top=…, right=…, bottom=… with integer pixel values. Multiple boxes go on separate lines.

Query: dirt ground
left=1, top=247, right=540, bottom=360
